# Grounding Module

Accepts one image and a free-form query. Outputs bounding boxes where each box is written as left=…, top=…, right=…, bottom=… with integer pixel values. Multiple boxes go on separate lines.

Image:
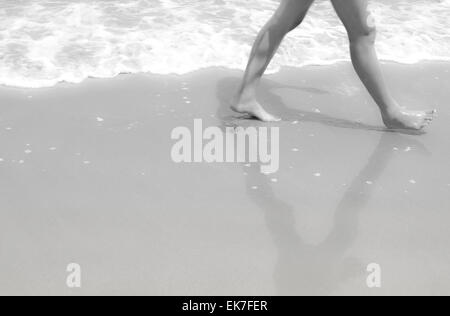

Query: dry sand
left=0, top=62, right=449, bottom=296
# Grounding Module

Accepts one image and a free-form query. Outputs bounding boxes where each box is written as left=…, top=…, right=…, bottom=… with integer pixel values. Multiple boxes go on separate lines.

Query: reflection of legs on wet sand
left=321, top=133, right=427, bottom=252
left=217, top=81, right=428, bottom=295
left=245, top=133, right=425, bottom=295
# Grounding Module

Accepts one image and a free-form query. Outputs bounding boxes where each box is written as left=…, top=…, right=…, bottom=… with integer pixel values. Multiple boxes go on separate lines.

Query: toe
left=261, top=112, right=281, bottom=122
left=267, top=117, right=281, bottom=122
left=271, top=116, right=282, bottom=122
left=421, top=119, right=433, bottom=129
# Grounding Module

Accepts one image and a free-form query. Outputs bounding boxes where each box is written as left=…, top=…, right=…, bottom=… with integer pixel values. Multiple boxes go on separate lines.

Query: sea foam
left=0, top=0, right=449, bottom=88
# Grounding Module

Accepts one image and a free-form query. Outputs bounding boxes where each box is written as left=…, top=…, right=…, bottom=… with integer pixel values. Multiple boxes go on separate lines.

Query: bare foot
left=231, top=98, right=281, bottom=122
left=382, top=107, right=437, bottom=130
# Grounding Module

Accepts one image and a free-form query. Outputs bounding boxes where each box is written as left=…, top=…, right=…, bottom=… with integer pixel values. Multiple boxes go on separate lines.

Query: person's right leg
left=233, top=0, right=315, bottom=121
left=332, top=0, right=436, bottom=130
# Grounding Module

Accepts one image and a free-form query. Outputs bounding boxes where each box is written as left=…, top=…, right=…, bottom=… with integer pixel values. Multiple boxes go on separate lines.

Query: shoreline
left=1, top=60, right=450, bottom=91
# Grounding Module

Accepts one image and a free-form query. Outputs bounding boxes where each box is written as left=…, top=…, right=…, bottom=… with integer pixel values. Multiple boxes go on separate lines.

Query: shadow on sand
left=217, top=77, right=426, bottom=136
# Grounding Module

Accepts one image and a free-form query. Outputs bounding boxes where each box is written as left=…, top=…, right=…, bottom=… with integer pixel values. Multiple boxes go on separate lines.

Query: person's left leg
left=233, top=0, right=315, bottom=122
left=331, top=0, right=436, bottom=130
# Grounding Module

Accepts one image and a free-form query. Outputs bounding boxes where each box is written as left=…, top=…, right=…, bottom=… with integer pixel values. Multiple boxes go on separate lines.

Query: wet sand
left=0, top=62, right=449, bottom=296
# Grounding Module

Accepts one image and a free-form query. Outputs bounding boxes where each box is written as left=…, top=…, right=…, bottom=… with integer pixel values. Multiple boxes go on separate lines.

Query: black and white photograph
left=0, top=0, right=449, bottom=299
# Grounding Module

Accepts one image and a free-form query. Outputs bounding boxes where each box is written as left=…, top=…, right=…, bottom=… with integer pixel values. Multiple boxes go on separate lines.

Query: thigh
left=273, top=0, right=315, bottom=30
left=331, top=0, right=376, bottom=38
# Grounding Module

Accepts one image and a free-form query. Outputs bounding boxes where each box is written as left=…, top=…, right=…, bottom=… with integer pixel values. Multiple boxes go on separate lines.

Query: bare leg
left=233, top=0, right=315, bottom=121
left=332, top=0, right=436, bottom=130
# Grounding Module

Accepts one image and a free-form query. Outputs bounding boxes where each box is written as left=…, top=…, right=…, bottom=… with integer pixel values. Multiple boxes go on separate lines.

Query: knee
left=349, top=16, right=377, bottom=45
left=349, top=26, right=377, bottom=46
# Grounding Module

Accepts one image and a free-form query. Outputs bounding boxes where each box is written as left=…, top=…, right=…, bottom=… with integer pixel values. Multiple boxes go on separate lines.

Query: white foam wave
left=0, top=0, right=449, bottom=88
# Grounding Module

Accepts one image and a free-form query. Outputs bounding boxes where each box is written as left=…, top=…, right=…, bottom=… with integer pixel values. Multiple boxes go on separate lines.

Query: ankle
left=237, top=89, right=256, bottom=103
left=380, top=101, right=401, bottom=117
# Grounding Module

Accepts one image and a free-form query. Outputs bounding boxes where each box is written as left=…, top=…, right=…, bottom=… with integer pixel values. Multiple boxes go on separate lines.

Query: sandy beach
left=1, top=62, right=449, bottom=296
